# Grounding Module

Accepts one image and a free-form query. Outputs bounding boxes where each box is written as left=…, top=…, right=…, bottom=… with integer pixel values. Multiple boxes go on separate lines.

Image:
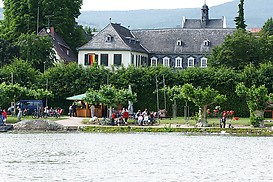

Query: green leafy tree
left=180, top=84, right=227, bottom=126
left=261, top=17, right=273, bottom=36
left=234, top=0, right=247, bottom=30
left=0, top=82, right=29, bottom=107
left=0, top=38, right=19, bottom=67
left=209, top=29, right=262, bottom=70
left=236, top=83, right=273, bottom=127
left=0, top=58, right=41, bottom=88
left=16, top=32, right=55, bottom=71
left=117, top=88, right=137, bottom=106
left=84, top=88, right=102, bottom=106
left=1, top=0, right=86, bottom=53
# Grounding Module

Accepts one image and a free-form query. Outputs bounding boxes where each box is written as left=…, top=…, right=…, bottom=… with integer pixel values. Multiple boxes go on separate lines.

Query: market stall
left=66, top=93, right=103, bottom=117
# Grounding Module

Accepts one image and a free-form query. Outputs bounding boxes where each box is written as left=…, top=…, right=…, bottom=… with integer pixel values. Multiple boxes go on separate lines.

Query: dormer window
left=105, top=35, right=113, bottom=42
left=203, top=39, right=210, bottom=46
left=176, top=40, right=183, bottom=46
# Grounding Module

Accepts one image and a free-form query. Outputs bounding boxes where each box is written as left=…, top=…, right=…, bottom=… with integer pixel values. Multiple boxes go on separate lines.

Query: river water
left=0, top=133, right=273, bottom=182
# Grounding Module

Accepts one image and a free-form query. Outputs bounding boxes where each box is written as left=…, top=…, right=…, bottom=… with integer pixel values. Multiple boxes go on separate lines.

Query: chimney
left=50, top=27, right=55, bottom=38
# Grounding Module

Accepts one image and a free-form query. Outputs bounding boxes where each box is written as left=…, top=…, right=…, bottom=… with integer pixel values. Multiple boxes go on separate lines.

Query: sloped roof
left=78, top=23, right=147, bottom=53
left=39, top=28, right=77, bottom=63
left=132, top=28, right=235, bottom=54
left=183, top=19, right=224, bottom=29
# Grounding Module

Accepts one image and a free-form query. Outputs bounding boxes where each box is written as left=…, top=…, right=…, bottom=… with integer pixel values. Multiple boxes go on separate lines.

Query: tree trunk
left=202, top=105, right=208, bottom=127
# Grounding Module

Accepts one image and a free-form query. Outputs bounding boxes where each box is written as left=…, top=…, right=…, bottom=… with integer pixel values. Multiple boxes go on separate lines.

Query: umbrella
left=66, top=93, right=86, bottom=101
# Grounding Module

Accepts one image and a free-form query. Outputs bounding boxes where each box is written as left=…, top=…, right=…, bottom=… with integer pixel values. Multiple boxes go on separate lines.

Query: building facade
left=78, top=3, right=235, bottom=69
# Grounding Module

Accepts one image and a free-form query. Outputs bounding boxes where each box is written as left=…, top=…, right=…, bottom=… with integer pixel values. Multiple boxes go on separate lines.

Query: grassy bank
left=81, top=126, right=273, bottom=136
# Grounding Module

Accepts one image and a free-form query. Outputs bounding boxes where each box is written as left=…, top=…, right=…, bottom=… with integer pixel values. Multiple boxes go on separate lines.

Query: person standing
left=90, top=105, right=95, bottom=118
left=123, top=109, right=129, bottom=125
left=2, top=109, right=7, bottom=123
left=69, top=105, right=73, bottom=117
left=17, top=107, right=23, bottom=122
left=72, top=102, right=77, bottom=117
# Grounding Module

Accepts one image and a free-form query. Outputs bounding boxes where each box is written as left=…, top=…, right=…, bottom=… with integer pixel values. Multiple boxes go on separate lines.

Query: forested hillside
left=77, top=0, right=272, bottom=30
left=1, top=0, right=272, bottom=29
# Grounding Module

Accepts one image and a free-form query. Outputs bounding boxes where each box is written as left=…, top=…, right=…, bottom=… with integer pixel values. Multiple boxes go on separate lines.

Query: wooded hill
left=0, top=0, right=271, bottom=29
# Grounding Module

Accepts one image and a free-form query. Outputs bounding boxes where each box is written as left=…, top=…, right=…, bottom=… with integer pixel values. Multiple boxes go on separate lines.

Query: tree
left=209, top=29, right=262, bottom=70
left=84, top=88, right=102, bottom=106
left=180, top=84, right=226, bottom=126
left=261, top=17, right=273, bottom=36
left=16, top=32, right=55, bottom=71
left=1, top=0, right=86, bottom=53
left=0, top=82, right=29, bottom=107
left=0, top=38, right=19, bottom=67
left=236, top=83, right=273, bottom=127
left=234, top=0, right=247, bottom=30
left=0, top=58, right=41, bottom=88
left=117, top=88, right=137, bottom=106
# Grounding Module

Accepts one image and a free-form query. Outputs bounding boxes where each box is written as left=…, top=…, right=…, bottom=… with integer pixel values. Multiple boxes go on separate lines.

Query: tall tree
left=234, top=0, right=247, bottom=30
left=1, top=0, right=86, bottom=53
left=16, top=32, right=55, bottom=71
left=261, top=17, right=273, bottom=36
left=209, top=29, right=260, bottom=70
left=0, top=38, right=19, bottom=67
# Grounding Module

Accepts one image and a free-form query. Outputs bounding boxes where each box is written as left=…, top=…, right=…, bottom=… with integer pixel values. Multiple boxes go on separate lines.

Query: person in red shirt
left=2, top=109, right=7, bottom=123
left=111, top=112, right=116, bottom=125
left=123, top=109, right=129, bottom=125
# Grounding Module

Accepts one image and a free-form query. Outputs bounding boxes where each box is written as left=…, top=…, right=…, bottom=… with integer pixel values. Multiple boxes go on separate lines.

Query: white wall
left=78, top=50, right=148, bottom=68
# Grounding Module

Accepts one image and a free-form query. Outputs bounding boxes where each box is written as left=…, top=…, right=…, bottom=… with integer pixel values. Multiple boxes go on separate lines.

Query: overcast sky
left=0, top=0, right=233, bottom=11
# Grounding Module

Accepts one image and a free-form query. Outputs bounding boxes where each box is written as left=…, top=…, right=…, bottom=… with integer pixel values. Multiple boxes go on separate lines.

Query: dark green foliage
left=209, top=29, right=273, bottom=70
left=16, top=33, right=55, bottom=71
left=261, top=17, right=273, bottom=35
left=234, top=0, right=247, bottom=30
left=0, top=38, right=19, bottom=67
left=1, top=0, right=86, bottom=54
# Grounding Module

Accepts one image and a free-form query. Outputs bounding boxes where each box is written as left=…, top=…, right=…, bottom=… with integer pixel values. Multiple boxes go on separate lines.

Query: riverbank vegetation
left=1, top=0, right=273, bottom=125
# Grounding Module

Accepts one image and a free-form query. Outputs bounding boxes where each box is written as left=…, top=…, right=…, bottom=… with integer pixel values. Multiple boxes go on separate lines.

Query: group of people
left=135, top=108, right=156, bottom=126
left=68, top=103, right=77, bottom=117
left=111, top=108, right=129, bottom=126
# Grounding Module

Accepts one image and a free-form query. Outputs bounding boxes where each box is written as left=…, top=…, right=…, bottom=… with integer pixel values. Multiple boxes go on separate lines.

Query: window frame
left=187, top=57, right=195, bottom=68
left=175, top=57, right=183, bottom=68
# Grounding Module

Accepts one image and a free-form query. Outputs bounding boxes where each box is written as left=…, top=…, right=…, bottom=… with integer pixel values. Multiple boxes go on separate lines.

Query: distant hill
left=78, top=0, right=273, bottom=30
left=1, top=0, right=272, bottom=30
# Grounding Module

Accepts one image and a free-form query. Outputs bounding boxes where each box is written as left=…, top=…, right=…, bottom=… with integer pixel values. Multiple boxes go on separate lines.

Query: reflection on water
left=0, top=133, right=273, bottom=181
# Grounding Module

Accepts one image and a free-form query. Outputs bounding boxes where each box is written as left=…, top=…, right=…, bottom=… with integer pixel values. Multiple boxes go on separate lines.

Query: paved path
left=55, top=117, right=87, bottom=126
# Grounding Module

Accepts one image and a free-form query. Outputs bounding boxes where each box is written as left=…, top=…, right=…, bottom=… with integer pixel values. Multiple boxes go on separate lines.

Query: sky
left=0, top=0, right=234, bottom=11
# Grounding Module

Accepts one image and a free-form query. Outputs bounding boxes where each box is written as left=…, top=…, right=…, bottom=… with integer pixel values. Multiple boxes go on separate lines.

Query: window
left=114, top=54, right=122, bottom=66
left=101, top=54, right=109, bottom=66
left=84, top=54, right=98, bottom=66
left=163, top=57, right=170, bottom=67
left=188, top=57, right=195, bottom=67
left=201, top=57, right=207, bottom=68
left=203, top=39, right=210, bottom=46
left=151, top=57, right=158, bottom=67
left=176, top=40, right=183, bottom=46
left=105, top=35, right=113, bottom=42
left=175, top=57, right=183, bottom=68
